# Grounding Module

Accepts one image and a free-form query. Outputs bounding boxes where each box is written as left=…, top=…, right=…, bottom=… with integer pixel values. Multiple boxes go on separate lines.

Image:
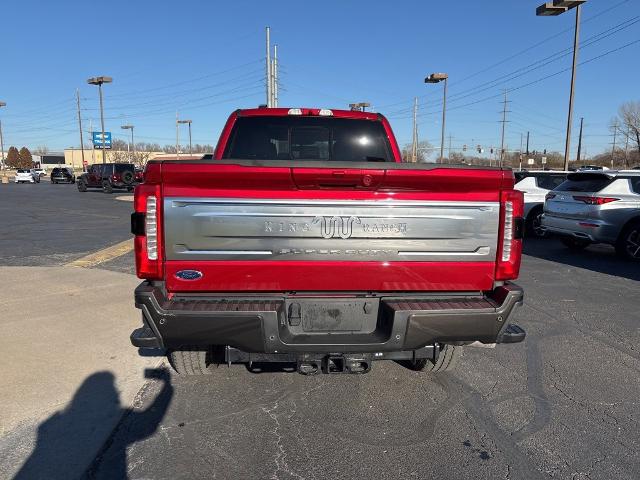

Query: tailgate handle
left=288, top=302, right=302, bottom=326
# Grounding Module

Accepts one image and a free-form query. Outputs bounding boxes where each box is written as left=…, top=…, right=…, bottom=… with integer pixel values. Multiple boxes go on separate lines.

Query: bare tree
left=618, top=101, right=640, bottom=159
left=33, top=146, right=50, bottom=155
left=401, top=140, right=433, bottom=163
left=132, top=151, right=151, bottom=167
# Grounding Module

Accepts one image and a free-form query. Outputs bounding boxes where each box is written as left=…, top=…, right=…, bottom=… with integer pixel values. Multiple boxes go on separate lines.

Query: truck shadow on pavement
left=13, top=368, right=173, bottom=480
left=523, top=237, right=640, bottom=282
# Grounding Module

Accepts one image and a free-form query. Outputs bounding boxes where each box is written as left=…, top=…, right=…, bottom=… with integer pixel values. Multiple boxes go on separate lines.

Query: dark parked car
left=50, top=167, right=76, bottom=184
left=77, top=163, right=136, bottom=193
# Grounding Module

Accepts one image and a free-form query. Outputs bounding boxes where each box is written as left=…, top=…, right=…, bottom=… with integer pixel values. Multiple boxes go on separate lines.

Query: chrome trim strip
left=172, top=198, right=497, bottom=209
left=193, top=212, right=477, bottom=220
left=184, top=250, right=273, bottom=256
left=398, top=247, right=490, bottom=256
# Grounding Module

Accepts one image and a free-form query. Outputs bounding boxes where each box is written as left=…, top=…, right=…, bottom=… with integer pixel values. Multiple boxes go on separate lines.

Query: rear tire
left=77, top=180, right=87, bottom=192
left=400, top=344, right=462, bottom=373
left=102, top=180, right=113, bottom=194
left=168, top=347, right=213, bottom=375
left=525, top=206, right=546, bottom=238
left=615, top=220, right=640, bottom=261
left=560, top=236, right=590, bottom=250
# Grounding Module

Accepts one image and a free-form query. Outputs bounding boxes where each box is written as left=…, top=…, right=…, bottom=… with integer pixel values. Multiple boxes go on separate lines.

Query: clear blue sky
left=1, top=0, right=638, bottom=159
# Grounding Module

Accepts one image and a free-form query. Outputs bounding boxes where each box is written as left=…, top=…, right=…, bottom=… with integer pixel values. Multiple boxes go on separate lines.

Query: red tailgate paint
left=165, top=261, right=495, bottom=293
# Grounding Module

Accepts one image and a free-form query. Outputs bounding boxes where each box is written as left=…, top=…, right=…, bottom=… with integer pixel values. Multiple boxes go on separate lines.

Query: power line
left=383, top=9, right=639, bottom=115
left=392, top=37, right=640, bottom=122
left=387, top=15, right=640, bottom=119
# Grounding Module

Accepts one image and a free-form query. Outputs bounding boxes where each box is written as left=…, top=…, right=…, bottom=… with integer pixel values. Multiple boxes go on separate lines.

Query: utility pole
left=519, top=132, right=524, bottom=171
left=526, top=131, right=530, bottom=157
left=176, top=111, right=180, bottom=160
left=448, top=134, right=453, bottom=160
left=624, top=126, right=630, bottom=168
left=265, top=27, right=272, bottom=107
left=0, top=119, right=4, bottom=170
left=576, top=117, right=584, bottom=165
left=272, top=44, right=278, bottom=108
left=411, top=97, right=418, bottom=163
left=610, top=120, right=619, bottom=169
left=76, top=90, right=86, bottom=172
left=89, top=119, right=96, bottom=164
left=499, top=90, right=510, bottom=167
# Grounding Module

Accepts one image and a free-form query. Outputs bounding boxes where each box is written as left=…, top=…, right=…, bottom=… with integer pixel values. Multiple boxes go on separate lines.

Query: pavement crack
left=262, top=398, right=305, bottom=480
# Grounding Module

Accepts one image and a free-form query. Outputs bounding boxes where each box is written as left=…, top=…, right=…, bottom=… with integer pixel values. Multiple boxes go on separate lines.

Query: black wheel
left=127, top=186, right=134, bottom=192
left=77, top=180, right=87, bottom=192
left=102, top=180, right=113, bottom=194
left=525, top=206, right=546, bottom=238
left=399, top=344, right=462, bottom=373
left=560, top=236, right=590, bottom=250
left=615, top=220, right=640, bottom=261
left=168, top=347, right=214, bottom=375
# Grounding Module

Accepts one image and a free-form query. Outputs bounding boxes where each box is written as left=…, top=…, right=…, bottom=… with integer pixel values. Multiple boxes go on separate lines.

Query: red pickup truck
left=130, top=107, right=525, bottom=375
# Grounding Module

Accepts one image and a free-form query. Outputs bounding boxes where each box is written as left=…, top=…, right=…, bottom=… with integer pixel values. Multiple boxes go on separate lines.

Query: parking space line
left=65, top=239, right=134, bottom=268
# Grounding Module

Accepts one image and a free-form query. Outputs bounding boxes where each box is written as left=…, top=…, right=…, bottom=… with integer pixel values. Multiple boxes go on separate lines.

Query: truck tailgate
left=159, top=162, right=511, bottom=292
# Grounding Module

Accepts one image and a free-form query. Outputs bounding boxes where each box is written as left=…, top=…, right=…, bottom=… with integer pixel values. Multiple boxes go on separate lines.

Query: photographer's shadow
left=14, top=368, right=173, bottom=480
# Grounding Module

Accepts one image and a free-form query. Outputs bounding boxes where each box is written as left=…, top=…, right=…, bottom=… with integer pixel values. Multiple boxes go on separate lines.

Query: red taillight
left=572, top=196, right=619, bottom=205
left=496, top=190, right=524, bottom=281
left=545, top=193, right=556, bottom=200
left=133, top=183, right=162, bottom=280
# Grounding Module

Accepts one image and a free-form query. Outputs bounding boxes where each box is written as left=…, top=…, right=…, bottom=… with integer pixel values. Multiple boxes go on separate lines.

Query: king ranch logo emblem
left=313, top=216, right=361, bottom=239
left=263, top=216, right=408, bottom=239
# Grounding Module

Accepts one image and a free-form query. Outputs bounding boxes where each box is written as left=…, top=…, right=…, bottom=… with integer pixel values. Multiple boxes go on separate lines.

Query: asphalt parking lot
left=1, top=181, right=639, bottom=480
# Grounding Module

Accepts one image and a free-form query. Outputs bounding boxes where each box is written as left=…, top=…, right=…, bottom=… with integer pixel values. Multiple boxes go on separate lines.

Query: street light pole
left=87, top=76, right=113, bottom=164
left=440, top=77, right=448, bottom=162
left=564, top=4, right=582, bottom=171
left=537, top=1, right=586, bottom=171
left=177, top=120, right=193, bottom=155
left=121, top=125, right=135, bottom=162
left=0, top=101, right=6, bottom=170
left=425, top=73, right=449, bottom=163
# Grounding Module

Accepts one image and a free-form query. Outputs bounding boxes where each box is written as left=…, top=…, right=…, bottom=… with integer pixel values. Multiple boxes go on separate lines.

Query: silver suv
left=541, top=171, right=640, bottom=260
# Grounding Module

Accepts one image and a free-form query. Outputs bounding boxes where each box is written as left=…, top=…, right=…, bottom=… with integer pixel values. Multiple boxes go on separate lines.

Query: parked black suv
left=77, top=163, right=136, bottom=193
left=50, top=167, right=76, bottom=184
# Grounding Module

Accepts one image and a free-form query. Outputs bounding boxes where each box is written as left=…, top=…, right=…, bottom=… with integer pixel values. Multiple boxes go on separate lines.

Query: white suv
left=14, top=169, right=40, bottom=184
left=514, top=170, right=568, bottom=237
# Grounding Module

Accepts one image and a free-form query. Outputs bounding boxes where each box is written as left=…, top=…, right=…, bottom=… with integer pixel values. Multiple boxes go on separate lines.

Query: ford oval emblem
left=175, top=270, right=203, bottom=281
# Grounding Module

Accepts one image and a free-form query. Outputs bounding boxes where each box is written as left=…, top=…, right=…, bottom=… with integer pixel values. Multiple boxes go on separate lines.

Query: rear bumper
left=541, top=214, right=619, bottom=243
left=132, top=282, right=524, bottom=353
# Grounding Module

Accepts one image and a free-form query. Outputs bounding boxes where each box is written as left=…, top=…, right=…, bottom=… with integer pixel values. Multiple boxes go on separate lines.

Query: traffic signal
left=543, top=149, right=547, bottom=155
left=463, top=144, right=467, bottom=152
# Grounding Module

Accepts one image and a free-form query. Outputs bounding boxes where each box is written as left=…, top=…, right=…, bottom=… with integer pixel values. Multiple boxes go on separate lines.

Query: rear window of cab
left=223, top=116, right=393, bottom=162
